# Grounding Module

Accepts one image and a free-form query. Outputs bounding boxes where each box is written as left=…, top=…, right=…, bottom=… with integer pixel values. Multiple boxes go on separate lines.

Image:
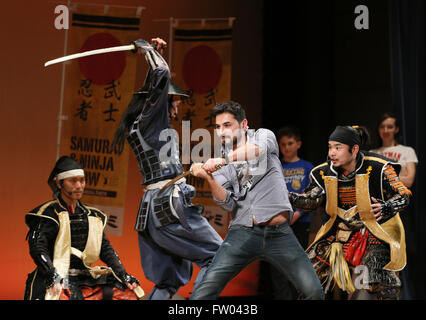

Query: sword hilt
left=131, top=39, right=158, bottom=53
left=157, top=168, right=193, bottom=196
left=133, top=286, right=145, bottom=300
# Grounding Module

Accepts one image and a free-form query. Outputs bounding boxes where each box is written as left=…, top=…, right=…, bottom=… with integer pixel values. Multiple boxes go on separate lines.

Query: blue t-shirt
left=281, top=158, right=314, bottom=223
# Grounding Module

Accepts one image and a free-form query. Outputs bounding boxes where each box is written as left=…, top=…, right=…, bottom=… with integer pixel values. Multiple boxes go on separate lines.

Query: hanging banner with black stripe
left=58, top=5, right=142, bottom=236
left=170, top=19, right=259, bottom=299
left=171, top=19, right=234, bottom=237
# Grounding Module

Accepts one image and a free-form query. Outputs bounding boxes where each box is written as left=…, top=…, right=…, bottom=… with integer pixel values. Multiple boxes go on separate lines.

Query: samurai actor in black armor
left=112, top=38, right=222, bottom=300
left=289, top=126, right=411, bottom=300
left=24, top=156, right=142, bottom=300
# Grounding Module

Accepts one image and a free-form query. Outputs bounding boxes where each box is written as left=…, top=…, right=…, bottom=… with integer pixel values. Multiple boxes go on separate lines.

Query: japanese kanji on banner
left=170, top=20, right=234, bottom=237
left=58, top=5, right=142, bottom=236
left=170, top=20, right=260, bottom=299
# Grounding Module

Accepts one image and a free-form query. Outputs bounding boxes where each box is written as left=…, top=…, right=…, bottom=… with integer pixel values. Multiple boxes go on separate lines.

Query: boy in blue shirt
left=277, top=126, right=314, bottom=248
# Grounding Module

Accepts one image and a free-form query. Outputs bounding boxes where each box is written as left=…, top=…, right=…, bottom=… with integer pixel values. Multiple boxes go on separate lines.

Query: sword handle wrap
left=133, top=286, right=145, bottom=299
left=131, top=39, right=152, bottom=53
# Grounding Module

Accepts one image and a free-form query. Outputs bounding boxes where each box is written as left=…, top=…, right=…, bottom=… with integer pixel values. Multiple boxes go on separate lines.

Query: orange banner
left=58, top=6, right=141, bottom=236
left=171, top=20, right=234, bottom=237
left=170, top=19, right=259, bottom=298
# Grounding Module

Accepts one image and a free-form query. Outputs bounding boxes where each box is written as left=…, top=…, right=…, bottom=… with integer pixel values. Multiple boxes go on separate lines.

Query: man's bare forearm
left=205, top=175, right=227, bottom=201
left=228, top=144, right=261, bottom=162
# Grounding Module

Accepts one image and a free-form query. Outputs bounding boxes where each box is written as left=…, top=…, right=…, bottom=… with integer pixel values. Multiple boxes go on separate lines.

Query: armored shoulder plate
left=25, top=200, right=64, bottom=228
left=310, top=162, right=330, bottom=190
left=363, top=151, right=402, bottom=175
left=81, top=205, right=107, bottom=227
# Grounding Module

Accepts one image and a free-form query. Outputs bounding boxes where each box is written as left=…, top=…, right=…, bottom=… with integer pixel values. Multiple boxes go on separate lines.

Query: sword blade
left=44, top=44, right=136, bottom=67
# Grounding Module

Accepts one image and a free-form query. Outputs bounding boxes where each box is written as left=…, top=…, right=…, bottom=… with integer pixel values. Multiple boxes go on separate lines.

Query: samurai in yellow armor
left=289, top=126, right=411, bottom=300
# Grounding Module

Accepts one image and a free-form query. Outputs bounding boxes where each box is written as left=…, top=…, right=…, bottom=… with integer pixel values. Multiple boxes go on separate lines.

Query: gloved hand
left=373, top=197, right=395, bottom=222
left=131, top=39, right=153, bottom=53
left=45, top=270, right=63, bottom=289
left=120, top=273, right=140, bottom=290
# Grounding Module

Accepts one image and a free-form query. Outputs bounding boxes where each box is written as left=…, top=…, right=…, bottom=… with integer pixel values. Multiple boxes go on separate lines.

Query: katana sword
left=44, top=44, right=137, bottom=67
left=157, top=161, right=242, bottom=196
left=157, top=158, right=251, bottom=195
left=157, top=167, right=194, bottom=196
left=157, top=163, right=225, bottom=196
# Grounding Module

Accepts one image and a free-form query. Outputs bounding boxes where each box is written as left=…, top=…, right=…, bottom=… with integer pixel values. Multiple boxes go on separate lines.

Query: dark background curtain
left=261, top=0, right=425, bottom=298
left=388, top=0, right=426, bottom=299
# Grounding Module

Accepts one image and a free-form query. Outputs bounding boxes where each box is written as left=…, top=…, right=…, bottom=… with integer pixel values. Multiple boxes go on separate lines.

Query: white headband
left=56, top=169, right=85, bottom=181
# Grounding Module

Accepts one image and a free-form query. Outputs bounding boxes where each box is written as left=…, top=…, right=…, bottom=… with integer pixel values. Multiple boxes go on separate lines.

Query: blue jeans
left=190, top=222, right=324, bottom=300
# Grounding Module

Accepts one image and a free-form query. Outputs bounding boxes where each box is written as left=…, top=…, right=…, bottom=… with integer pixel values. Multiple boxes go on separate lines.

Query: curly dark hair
left=210, top=100, right=246, bottom=123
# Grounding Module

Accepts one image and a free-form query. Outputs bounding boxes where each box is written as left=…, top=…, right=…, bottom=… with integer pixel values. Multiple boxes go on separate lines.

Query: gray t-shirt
left=212, top=128, right=293, bottom=227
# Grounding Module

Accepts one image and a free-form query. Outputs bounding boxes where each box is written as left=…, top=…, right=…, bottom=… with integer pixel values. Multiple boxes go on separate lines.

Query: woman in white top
left=370, top=112, right=418, bottom=188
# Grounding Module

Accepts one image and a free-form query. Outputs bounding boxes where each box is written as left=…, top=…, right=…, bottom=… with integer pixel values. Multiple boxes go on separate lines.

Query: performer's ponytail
left=111, top=92, right=146, bottom=154
left=350, top=125, right=371, bottom=151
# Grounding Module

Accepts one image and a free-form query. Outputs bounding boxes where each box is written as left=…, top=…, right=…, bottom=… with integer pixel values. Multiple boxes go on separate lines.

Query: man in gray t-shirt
left=190, top=101, right=324, bottom=300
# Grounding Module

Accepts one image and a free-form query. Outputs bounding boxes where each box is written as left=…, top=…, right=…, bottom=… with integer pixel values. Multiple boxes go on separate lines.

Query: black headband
left=329, top=126, right=361, bottom=146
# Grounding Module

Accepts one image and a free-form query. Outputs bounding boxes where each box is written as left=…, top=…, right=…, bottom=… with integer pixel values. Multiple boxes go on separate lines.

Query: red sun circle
left=78, top=33, right=126, bottom=85
left=182, top=45, right=222, bottom=94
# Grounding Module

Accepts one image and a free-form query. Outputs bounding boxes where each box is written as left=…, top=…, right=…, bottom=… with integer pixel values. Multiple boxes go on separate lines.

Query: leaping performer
left=110, top=38, right=223, bottom=299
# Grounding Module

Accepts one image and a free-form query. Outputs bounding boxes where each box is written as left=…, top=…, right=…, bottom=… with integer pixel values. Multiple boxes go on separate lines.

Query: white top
left=370, top=145, right=418, bottom=168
